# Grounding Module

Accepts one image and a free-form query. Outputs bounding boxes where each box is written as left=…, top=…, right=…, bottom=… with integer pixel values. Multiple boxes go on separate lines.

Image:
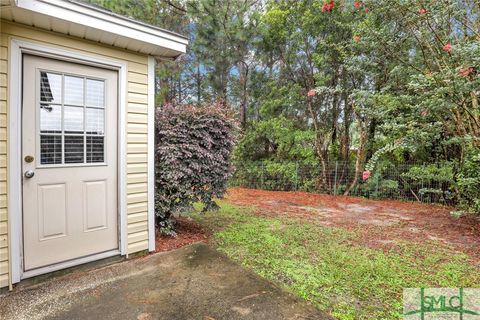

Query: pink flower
left=419, top=8, right=428, bottom=14
left=443, top=43, right=452, bottom=52
left=354, top=1, right=361, bottom=9
left=307, top=89, right=316, bottom=97
left=321, top=1, right=335, bottom=12
left=459, top=67, right=470, bottom=77
left=362, top=170, right=371, bottom=181
left=459, top=67, right=475, bottom=79
left=365, top=7, right=370, bottom=13
left=421, top=110, right=428, bottom=116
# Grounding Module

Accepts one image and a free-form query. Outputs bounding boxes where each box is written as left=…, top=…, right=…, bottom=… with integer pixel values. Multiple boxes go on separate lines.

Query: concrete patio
left=0, top=243, right=330, bottom=320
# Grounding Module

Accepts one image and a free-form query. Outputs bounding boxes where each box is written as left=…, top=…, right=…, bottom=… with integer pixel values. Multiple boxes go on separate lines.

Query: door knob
left=24, top=170, right=35, bottom=178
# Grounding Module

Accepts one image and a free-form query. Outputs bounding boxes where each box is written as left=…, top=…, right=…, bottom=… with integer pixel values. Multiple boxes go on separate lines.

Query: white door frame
left=8, top=38, right=128, bottom=283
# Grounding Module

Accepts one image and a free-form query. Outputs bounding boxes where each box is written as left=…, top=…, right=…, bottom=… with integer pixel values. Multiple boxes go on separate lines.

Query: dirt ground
left=224, top=188, right=480, bottom=262
left=155, top=217, right=208, bottom=253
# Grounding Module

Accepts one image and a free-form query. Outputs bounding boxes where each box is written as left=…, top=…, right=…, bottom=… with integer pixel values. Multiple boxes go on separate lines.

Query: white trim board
left=147, top=56, right=156, bottom=252
left=8, top=38, right=128, bottom=286
left=22, top=250, right=120, bottom=280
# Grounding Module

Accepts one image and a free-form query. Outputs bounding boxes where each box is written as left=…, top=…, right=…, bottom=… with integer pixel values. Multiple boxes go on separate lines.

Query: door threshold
left=22, top=250, right=121, bottom=280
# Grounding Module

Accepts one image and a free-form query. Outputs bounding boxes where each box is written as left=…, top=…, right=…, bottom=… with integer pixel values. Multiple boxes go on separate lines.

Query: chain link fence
left=229, top=161, right=456, bottom=205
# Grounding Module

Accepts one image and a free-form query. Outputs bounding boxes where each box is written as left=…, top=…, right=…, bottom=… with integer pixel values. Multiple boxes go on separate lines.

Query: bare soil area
left=155, top=217, right=208, bottom=253
left=225, top=188, right=480, bottom=261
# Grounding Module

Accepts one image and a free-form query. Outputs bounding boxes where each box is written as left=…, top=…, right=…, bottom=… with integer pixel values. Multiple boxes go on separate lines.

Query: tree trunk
left=470, top=91, right=480, bottom=146
left=177, top=77, right=182, bottom=102
left=307, top=98, right=332, bottom=192
left=238, top=61, right=248, bottom=129
left=344, top=120, right=368, bottom=196
left=315, top=132, right=332, bottom=191
left=196, top=65, right=202, bottom=105
left=339, top=93, right=351, bottom=184
left=365, top=119, right=377, bottom=160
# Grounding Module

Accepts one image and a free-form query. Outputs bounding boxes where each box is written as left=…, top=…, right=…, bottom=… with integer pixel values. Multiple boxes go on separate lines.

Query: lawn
left=191, top=199, right=480, bottom=320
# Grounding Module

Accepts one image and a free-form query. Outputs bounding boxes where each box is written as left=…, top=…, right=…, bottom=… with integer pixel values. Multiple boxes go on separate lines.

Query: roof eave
left=13, top=0, right=188, bottom=58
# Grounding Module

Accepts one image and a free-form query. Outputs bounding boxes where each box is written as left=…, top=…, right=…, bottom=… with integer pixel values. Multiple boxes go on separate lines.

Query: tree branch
left=162, top=0, right=187, bottom=13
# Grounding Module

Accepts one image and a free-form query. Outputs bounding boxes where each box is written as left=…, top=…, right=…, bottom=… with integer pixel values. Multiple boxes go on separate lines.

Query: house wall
left=0, top=20, right=151, bottom=288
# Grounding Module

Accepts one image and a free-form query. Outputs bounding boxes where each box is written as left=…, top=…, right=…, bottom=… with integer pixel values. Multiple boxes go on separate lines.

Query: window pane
left=40, top=72, right=62, bottom=104
left=64, top=76, right=84, bottom=105
left=64, top=136, right=84, bottom=163
left=40, top=104, right=62, bottom=134
left=86, top=108, right=104, bottom=135
left=87, top=136, right=104, bottom=163
left=40, top=135, right=62, bottom=164
left=64, top=106, right=84, bottom=134
left=86, top=79, right=104, bottom=107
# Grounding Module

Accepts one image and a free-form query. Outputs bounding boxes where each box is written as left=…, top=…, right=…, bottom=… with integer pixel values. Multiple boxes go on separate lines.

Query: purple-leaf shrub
left=155, top=102, right=238, bottom=235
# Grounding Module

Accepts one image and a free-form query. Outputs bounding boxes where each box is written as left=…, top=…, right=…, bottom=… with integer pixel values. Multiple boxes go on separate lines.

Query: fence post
left=295, top=161, right=299, bottom=191
left=261, top=161, right=265, bottom=189
left=333, top=161, right=338, bottom=196
left=421, top=162, right=425, bottom=203
left=420, top=178, right=424, bottom=202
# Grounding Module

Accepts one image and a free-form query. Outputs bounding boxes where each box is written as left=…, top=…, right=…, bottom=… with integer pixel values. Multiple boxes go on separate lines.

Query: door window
left=39, top=71, right=106, bottom=165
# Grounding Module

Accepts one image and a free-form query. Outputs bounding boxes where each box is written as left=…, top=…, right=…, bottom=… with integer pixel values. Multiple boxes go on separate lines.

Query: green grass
left=191, top=202, right=480, bottom=319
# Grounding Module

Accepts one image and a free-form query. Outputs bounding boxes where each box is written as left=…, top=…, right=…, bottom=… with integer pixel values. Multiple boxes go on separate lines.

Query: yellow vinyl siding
left=0, top=195, right=6, bottom=209
left=127, top=163, right=148, bottom=174
left=127, top=173, right=148, bottom=185
left=128, top=72, right=148, bottom=85
left=127, top=154, right=148, bottom=165
left=127, top=103, right=148, bottom=114
left=0, top=20, right=153, bottom=288
left=127, top=123, right=148, bottom=134
left=0, top=234, right=7, bottom=248
left=127, top=183, right=148, bottom=194
left=128, top=82, right=148, bottom=95
left=127, top=230, right=148, bottom=245
left=125, top=49, right=149, bottom=253
left=0, top=245, right=8, bottom=288
left=128, top=212, right=148, bottom=224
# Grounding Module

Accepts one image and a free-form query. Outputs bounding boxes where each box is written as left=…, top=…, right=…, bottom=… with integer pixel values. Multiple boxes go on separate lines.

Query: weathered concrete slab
left=0, top=243, right=331, bottom=320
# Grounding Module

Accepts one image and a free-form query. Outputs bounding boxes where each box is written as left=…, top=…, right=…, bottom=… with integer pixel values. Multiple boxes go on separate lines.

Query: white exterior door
left=22, top=55, right=118, bottom=271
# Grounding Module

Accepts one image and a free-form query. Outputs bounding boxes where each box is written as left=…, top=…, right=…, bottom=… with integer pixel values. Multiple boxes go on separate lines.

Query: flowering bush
left=362, top=170, right=371, bottom=181
left=321, top=1, right=335, bottom=12
left=155, top=103, right=238, bottom=235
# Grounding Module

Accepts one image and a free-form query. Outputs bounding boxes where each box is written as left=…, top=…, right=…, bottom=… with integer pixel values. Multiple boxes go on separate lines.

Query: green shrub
left=457, top=150, right=480, bottom=214
left=401, top=163, right=455, bottom=203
